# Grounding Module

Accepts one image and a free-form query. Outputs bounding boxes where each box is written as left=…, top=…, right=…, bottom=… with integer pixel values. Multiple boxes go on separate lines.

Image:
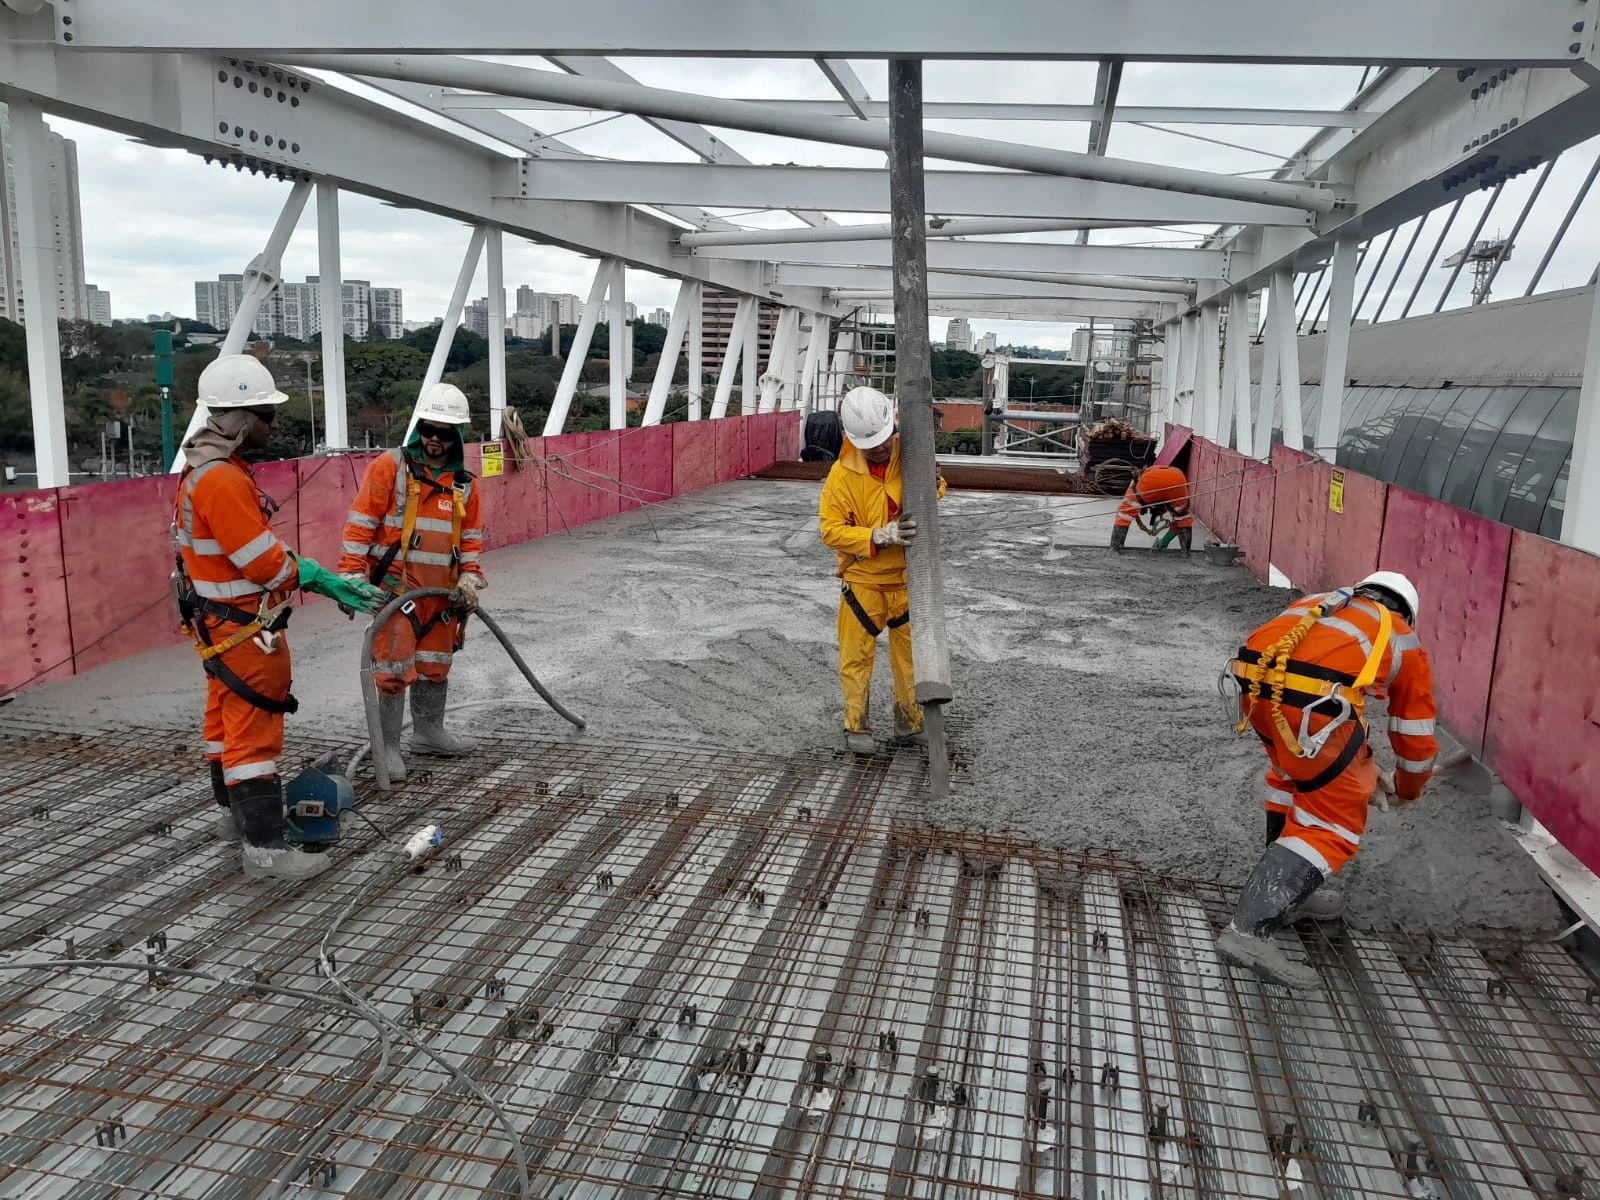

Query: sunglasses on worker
left=246, top=406, right=278, bottom=424
left=417, top=422, right=457, bottom=440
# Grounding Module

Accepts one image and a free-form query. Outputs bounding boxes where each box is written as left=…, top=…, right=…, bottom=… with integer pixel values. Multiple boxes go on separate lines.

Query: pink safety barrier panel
left=1378, top=485, right=1511, bottom=751
left=618, top=423, right=675, bottom=514
left=1, top=490, right=73, bottom=692
left=1207, top=448, right=1246, bottom=544
left=777, top=410, right=803, bottom=461
left=58, top=474, right=184, bottom=672
left=1317, top=466, right=1388, bottom=592
left=294, top=452, right=379, bottom=575
left=1237, top=459, right=1277, bottom=584
left=746, top=412, right=779, bottom=475
left=471, top=438, right=548, bottom=548
left=1485, top=531, right=1600, bottom=874
left=673, top=420, right=718, bottom=495
left=543, top=431, right=614, bottom=532
left=1155, top=424, right=1191, bottom=468
left=1186, top=439, right=1213, bottom=529
left=716, top=415, right=749, bottom=484
left=1268, top=444, right=1329, bottom=592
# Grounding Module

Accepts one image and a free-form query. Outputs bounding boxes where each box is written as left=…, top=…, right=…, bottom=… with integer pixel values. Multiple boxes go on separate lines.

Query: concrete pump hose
left=359, top=587, right=586, bottom=791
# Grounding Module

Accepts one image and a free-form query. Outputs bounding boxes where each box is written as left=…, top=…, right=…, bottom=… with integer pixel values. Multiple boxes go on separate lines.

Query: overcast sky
left=58, top=58, right=1600, bottom=349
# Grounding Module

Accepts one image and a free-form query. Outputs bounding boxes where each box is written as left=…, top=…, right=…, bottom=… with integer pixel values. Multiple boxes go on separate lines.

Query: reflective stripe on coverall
left=818, top=438, right=946, bottom=735
left=1115, top=465, right=1193, bottom=531
left=174, top=456, right=297, bottom=784
left=1236, top=592, right=1438, bottom=875
left=338, top=446, right=485, bottom=696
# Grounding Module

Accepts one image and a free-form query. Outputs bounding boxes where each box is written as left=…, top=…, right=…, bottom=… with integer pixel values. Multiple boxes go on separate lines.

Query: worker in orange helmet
left=339, top=382, right=485, bottom=784
left=819, top=386, right=946, bottom=755
left=172, top=354, right=386, bottom=881
left=1217, top=571, right=1438, bottom=988
left=1110, top=464, right=1192, bottom=552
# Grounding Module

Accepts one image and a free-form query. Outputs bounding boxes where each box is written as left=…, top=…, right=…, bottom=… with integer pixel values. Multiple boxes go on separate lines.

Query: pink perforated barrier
left=1237, top=460, right=1276, bottom=584
left=1, top=490, right=72, bottom=692
left=1186, top=439, right=1212, bottom=529
left=1486, top=533, right=1600, bottom=874
left=1, top=414, right=786, bottom=697
left=1268, top=444, right=1328, bottom=592
left=1207, top=448, right=1246, bottom=544
left=777, top=410, right=802, bottom=461
left=617, top=424, right=674, bottom=514
left=1318, top=466, right=1388, bottom=591
left=1378, top=486, right=1510, bottom=751
left=673, top=421, right=718, bottom=495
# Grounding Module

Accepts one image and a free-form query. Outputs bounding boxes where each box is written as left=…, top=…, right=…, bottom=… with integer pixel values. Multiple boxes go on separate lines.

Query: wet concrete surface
left=10, top=478, right=1559, bottom=934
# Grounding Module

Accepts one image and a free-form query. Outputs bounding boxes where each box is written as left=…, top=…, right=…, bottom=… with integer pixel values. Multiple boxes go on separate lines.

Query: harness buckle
left=1296, top=691, right=1352, bottom=758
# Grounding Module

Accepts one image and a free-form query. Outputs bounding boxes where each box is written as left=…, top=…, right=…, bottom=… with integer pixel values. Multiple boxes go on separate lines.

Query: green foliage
left=936, top=429, right=983, bottom=455
left=400, top=323, right=488, bottom=372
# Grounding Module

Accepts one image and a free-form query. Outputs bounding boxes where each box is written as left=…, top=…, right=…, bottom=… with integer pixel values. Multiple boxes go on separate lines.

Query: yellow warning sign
left=1329, top=468, right=1345, bottom=514
left=481, top=441, right=504, bottom=478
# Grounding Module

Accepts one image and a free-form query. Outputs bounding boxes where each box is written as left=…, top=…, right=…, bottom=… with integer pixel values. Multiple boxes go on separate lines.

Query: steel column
left=424, top=226, right=487, bottom=391
left=799, top=314, right=829, bottom=415
left=686, top=282, right=704, bottom=420
left=1566, top=280, right=1600, bottom=553
left=545, top=257, right=613, bottom=435
left=608, top=261, right=627, bottom=430
left=740, top=298, right=759, bottom=415
left=1256, top=288, right=1280, bottom=457
left=1317, top=236, right=1359, bottom=462
left=486, top=227, right=507, bottom=439
left=644, top=277, right=694, bottom=426
left=315, top=182, right=349, bottom=450
left=1220, top=295, right=1241, bottom=449
left=711, top=295, right=754, bottom=419
left=9, top=99, right=68, bottom=487
left=1227, top=290, right=1254, bottom=457
left=758, top=308, right=795, bottom=414
left=1197, top=301, right=1221, bottom=443
left=172, top=179, right=313, bottom=469
left=1271, top=268, right=1303, bottom=450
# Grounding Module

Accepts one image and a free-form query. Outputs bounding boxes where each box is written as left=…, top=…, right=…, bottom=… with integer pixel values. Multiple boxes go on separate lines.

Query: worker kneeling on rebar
left=1110, top=464, right=1192, bottom=553
left=339, top=383, right=486, bottom=784
left=1217, top=571, right=1438, bottom=989
left=819, top=387, right=945, bottom=755
left=172, top=356, right=386, bottom=881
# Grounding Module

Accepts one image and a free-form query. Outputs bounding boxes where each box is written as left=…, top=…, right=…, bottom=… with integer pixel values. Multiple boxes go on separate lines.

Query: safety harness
left=171, top=465, right=299, bottom=716
left=368, top=452, right=471, bottom=642
left=1224, top=589, right=1392, bottom=791
left=842, top=582, right=910, bottom=638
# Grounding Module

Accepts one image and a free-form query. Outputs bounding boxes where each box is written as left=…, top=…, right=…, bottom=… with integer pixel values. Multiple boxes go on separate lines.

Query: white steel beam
left=423, top=226, right=485, bottom=390
left=1271, top=267, right=1302, bottom=450
left=0, top=32, right=818, bottom=309
left=1255, top=286, right=1278, bottom=457
left=644, top=277, right=694, bottom=426
left=56, top=1, right=1590, bottom=66
left=172, top=179, right=313, bottom=468
left=740, top=296, right=760, bottom=413
left=757, top=307, right=794, bottom=414
left=871, top=298, right=1166, bottom=321
left=781, top=264, right=1193, bottom=297
left=1316, top=235, right=1358, bottom=463
left=546, top=257, right=613, bottom=434
left=821, top=282, right=1181, bottom=306
left=1197, top=301, right=1221, bottom=443
left=290, top=54, right=1337, bottom=212
left=608, top=261, right=627, bottom=429
left=486, top=226, right=507, bottom=438
left=315, top=181, right=349, bottom=449
left=9, top=99, right=67, bottom=486
left=1566, top=282, right=1600, bottom=554
left=515, top=161, right=1314, bottom=226
left=711, top=295, right=754, bottom=419
left=799, top=313, right=829, bottom=414
left=1226, top=289, right=1253, bottom=456
left=449, top=94, right=1376, bottom=127
left=686, top=282, right=704, bottom=420
left=815, top=60, right=871, bottom=120
left=717, top=238, right=1220, bottom=279
left=679, top=216, right=1150, bottom=248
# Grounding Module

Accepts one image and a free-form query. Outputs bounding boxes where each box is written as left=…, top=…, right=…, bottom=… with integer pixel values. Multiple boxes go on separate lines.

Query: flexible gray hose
left=358, top=588, right=586, bottom=791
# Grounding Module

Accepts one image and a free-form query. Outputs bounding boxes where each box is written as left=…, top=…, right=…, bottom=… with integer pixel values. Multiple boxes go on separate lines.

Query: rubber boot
left=845, top=729, right=875, bottom=755
left=1215, top=843, right=1324, bottom=989
left=210, top=760, right=238, bottom=841
left=1264, top=812, right=1345, bottom=920
left=410, top=679, right=472, bottom=756
left=1109, top=524, right=1129, bottom=553
left=893, top=706, right=929, bottom=747
left=378, top=690, right=408, bottom=784
left=1177, top=526, right=1193, bottom=555
left=230, top=777, right=333, bottom=882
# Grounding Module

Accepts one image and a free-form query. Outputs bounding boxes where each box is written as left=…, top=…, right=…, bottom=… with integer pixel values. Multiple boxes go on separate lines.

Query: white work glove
left=1372, top=767, right=1402, bottom=813
left=450, top=572, right=486, bottom=612
left=871, top=514, right=918, bottom=547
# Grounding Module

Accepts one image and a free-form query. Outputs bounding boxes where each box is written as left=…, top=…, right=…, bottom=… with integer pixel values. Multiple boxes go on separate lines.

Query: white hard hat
left=840, top=386, right=896, bottom=450
left=198, top=354, right=287, bottom=408
left=413, top=382, right=472, bottom=426
left=1356, top=570, right=1419, bottom=625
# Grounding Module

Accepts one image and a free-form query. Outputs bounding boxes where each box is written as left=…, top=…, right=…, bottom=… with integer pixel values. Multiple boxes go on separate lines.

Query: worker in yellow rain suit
left=819, top=386, right=946, bottom=755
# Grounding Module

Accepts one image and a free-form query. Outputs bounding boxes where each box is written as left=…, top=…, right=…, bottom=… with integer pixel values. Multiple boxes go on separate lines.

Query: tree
left=343, top=342, right=430, bottom=413
left=400, top=322, right=488, bottom=372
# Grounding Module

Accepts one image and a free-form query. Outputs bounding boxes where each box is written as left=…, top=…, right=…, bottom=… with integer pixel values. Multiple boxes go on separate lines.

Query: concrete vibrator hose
left=358, top=587, right=586, bottom=791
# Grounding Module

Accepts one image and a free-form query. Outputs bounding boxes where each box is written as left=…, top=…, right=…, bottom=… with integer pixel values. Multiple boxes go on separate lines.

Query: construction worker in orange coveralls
left=339, top=382, right=486, bottom=784
left=819, top=386, right=946, bottom=755
left=1110, top=464, right=1192, bottom=552
left=1217, top=571, right=1438, bottom=988
left=173, top=354, right=385, bottom=881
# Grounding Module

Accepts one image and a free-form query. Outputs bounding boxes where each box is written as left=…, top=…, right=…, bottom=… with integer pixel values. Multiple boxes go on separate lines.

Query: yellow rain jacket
left=818, top=439, right=946, bottom=588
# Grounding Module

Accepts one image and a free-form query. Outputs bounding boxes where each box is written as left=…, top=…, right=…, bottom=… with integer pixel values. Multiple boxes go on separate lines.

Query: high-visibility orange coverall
left=174, top=455, right=299, bottom=785
left=818, top=438, right=945, bottom=735
left=1115, top=465, right=1193, bottom=532
left=338, top=441, right=484, bottom=696
left=1233, top=591, right=1438, bottom=876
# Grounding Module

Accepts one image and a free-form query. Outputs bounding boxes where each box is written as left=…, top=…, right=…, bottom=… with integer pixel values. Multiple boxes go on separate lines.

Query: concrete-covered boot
left=230, top=777, right=333, bottom=883
left=1288, top=888, right=1346, bottom=921
left=210, top=760, right=239, bottom=841
left=1215, top=843, right=1325, bottom=989
left=410, top=679, right=472, bottom=756
left=893, top=706, right=928, bottom=746
left=1109, top=524, right=1129, bottom=552
left=845, top=729, right=875, bottom=755
left=378, top=690, right=408, bottom=783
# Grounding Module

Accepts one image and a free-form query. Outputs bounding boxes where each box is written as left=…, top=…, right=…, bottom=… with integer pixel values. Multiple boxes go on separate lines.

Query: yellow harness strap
left=449, top=486, right=465, bottom=585
left=396, top=475, right=423, bottom=589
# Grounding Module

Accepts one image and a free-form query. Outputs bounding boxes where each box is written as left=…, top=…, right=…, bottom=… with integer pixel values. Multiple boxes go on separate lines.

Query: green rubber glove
left=295, top=555, right=386, bottom=612
left=1155, top=527, right=1177, bottom=550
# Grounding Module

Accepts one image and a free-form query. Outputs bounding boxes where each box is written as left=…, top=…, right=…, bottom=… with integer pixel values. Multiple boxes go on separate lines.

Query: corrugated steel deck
left=0, top=725, right=1596, bottom=1199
